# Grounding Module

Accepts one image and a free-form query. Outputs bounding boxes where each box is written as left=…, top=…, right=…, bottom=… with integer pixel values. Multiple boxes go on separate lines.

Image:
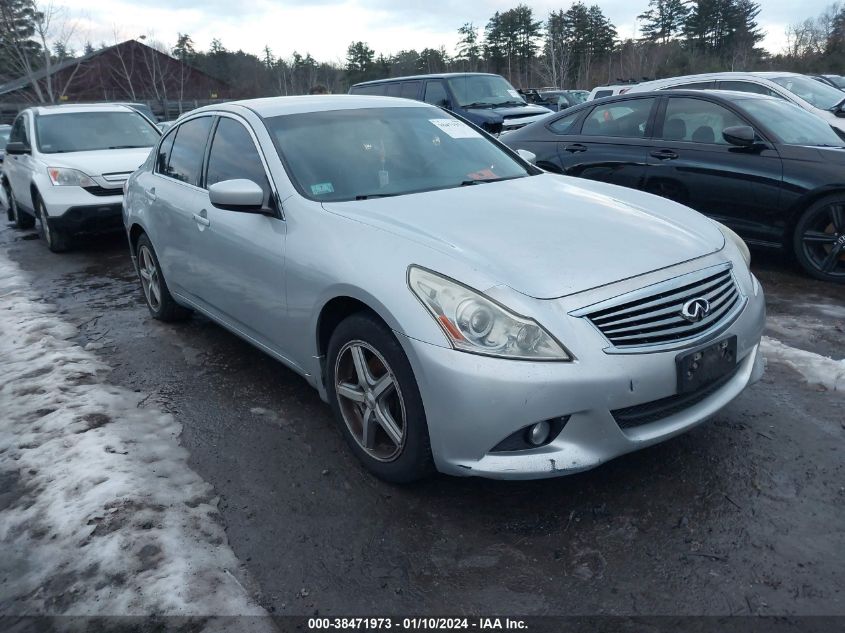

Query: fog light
left=527, top=420, right=550, bottom=446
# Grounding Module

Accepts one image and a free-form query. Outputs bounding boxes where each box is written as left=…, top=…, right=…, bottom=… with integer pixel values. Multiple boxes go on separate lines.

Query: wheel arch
left=128, top=222, right=147, bottom=256
left=313, top=290, right=408, bottom=391
left=784, top=186, right=845, bottom=246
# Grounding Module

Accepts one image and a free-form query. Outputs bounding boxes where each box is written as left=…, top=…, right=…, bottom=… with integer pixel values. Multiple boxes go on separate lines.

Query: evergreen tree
left=345, top=41, right=376, bottom=85
left=456, top=22, right=481, bottom=71
left=638, top=0, right=690, bottom=44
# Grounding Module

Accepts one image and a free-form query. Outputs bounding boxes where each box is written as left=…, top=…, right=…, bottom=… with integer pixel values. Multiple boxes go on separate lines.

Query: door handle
left=192, top=211, right=210, bottom=227
left=564, top=143, right=588, bottom=153
left=650, top=149, right=679, bottom=160
left=145, top=187, right=156, bottom=201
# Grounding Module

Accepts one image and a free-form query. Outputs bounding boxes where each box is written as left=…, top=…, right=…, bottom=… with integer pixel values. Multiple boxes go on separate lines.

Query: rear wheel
left=135, top=233, right=191, bottom=321
left=9, top=190, right=35, bottom=230
left=35, top=195, right=70, bottom=253
left=793, top=196, right=845, bottom=284
left=326, top=312, right=434, bottom=483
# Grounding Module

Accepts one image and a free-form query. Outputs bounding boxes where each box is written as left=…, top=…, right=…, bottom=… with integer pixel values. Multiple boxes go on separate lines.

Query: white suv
left=626, top=72, right=845, bottom=136
left=2, top=104, right=160, bottom=252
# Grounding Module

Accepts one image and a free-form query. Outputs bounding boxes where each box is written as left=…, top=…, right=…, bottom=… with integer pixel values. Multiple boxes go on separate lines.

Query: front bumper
left=398, top=283, right=766, bottom=479
left=40, top=185, right=124, bottom=235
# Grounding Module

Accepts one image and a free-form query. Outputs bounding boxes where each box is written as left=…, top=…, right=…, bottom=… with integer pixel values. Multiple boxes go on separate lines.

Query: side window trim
left=210, top=111, right=284, bottom=219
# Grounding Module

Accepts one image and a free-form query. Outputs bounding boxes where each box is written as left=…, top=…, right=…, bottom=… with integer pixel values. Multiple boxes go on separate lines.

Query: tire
left=326, top=312, right=434, bottom=483
left=135, top=233, right=191, bottom=321
left=792, top=195, right=845, bottom=284
left=9, top=190, right=35, bottom=230
left=34, top=195, right=70, bottom=253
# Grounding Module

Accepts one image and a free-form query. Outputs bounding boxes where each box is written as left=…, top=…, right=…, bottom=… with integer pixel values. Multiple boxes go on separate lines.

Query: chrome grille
left=576, top=264, right=744, bottom=349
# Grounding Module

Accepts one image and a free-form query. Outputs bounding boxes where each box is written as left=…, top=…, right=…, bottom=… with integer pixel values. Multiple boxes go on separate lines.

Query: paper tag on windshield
left=508, top=89, right=521, bottom=98
left=429, top=118, right=481, bottom=139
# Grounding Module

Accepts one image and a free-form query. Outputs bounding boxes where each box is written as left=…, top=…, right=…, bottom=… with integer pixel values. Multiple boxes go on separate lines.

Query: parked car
left=626, top=72, right=845, bottom=137
left=111, top=102, right=158, bottom=123
left=501, top=89, right=845, bottom=283
left=811, top=74, right=845, bottom=90
left=349, top=73, right=551, bottom=134
left=0, top=124, right=10, bottom=165
left=123, top=95, right=765, bottom=482
left=2, top=104, right=160, bottom=251
left=588, top=84, right=637, bottom=100
left=523, top=89, right=589, bottom=111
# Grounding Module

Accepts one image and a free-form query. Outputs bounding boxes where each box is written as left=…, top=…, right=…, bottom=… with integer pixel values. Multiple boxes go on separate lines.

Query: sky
left=58, top=0, right=834, bottom=63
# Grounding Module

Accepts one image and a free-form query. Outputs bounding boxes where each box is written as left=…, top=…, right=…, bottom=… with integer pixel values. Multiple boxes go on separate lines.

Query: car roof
left=193, top=95, right=435, bottom=119
left=562, top=89, right=778, bottom=112
left=352, top=72, right=500, bottom=86
left=635, top=71, right=802, bottom=87
left=26, top=103, right=136, bottom=116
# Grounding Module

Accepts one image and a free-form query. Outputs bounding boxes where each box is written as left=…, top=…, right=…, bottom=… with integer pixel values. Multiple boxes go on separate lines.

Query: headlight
left=47, top=167, right=96, bottom=187
left=408, top=266, right=571, bottom=361
left=714, top=221, right=750, bottom=267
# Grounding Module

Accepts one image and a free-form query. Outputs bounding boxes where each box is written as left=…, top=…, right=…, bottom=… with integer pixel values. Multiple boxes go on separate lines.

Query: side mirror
left=5, top=141, right=30, bottom=155
left=436, top=98, right=451, bottom=109
left=208, top=179, right=265, bottom=212
left=722, top=125, right=756, bottom=147
left=516, top=148, right=537, bottom=165
left=835, top=102, right=845, bottom=118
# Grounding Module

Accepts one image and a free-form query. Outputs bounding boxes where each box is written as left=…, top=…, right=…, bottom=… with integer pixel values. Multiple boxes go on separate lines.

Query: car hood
left=322, top=174, right=725, bottom=298
left=465, top=104, right=551, bottom=122
left=39, top=147, right=153, bottom=176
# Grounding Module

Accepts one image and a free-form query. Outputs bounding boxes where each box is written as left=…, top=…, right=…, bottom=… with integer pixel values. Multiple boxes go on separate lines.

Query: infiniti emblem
left=681, top=298, right=711, bottom=322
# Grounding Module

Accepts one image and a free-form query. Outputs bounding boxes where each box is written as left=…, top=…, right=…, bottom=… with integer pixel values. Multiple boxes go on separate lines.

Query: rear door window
left=582, top=98, right=656, bottom=138
left=400, top=81, right=421, bottom=100
left=385, top=83, right=402, bottom=97
left=165, top=116, right=213, bottom=186
left=666, top=81, right=715, bottom=90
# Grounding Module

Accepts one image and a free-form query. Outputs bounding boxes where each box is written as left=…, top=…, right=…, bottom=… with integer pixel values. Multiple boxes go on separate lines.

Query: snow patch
left=0, top=247, right=267, bottom=616
left=761, top=336, right=845, bottom=393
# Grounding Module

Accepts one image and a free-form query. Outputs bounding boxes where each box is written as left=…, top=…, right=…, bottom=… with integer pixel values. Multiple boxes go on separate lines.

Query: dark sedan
left=501, top=90, right=845, bottom=283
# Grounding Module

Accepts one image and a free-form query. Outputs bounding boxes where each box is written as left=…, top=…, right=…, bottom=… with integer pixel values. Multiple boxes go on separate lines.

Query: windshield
left=770, top=75, right=845, bottom=110
left=738, top=98, right=844, bottom=147
left=825, top=75, right=845, bottom=89
left=447, top=75, right=526, bottom=108
left=35, top=111, right=160, bottom=154
left=264, top=106, right=531, bottom=202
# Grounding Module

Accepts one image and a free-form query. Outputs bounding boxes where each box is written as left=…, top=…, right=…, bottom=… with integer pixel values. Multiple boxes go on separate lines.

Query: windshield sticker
left=508, top=89, right=521, bottom=98
left=311, top=182, right=334, bottom=196
left=429, top=118, right=481, bottom=139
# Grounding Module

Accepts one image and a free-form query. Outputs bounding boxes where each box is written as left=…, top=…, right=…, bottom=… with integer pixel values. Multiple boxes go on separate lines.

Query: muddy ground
left=1, top=225, right=843, bottom=618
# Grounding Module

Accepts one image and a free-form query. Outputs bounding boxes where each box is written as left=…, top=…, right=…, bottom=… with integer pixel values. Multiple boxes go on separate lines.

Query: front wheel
left=35, top=196, right=70, bottom=253
left=9, top=190, right=35, bottom=230
left=793, top=196, right=845, bottom=284
left=326, top=313, right=434, bottom=483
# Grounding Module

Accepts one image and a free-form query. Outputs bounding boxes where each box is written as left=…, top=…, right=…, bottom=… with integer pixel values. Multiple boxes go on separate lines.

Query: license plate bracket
left=676, top=336, right=737, bottom=394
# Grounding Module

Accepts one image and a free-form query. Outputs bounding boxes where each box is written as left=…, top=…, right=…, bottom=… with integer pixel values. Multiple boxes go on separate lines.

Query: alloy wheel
left=138, top=245, right=162, bottom=311
left=334, top=340, right=406, bottom=462
left=800, top=203, right=845, bottom=280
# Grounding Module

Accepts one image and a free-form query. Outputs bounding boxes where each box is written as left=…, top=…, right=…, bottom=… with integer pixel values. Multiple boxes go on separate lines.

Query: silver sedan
left=123, top=95, right=766, bottom=482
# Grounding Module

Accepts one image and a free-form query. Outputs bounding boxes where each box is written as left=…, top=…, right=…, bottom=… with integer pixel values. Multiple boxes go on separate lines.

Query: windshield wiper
left=107, top=145, right=148, bottom=149
left=460, top=176, right=518, bottom=187
left=499, top=100, right=527, bottom=107
left=464, top=102, right=495, bottom=109
left=354, top=192, right=400, bottom=200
